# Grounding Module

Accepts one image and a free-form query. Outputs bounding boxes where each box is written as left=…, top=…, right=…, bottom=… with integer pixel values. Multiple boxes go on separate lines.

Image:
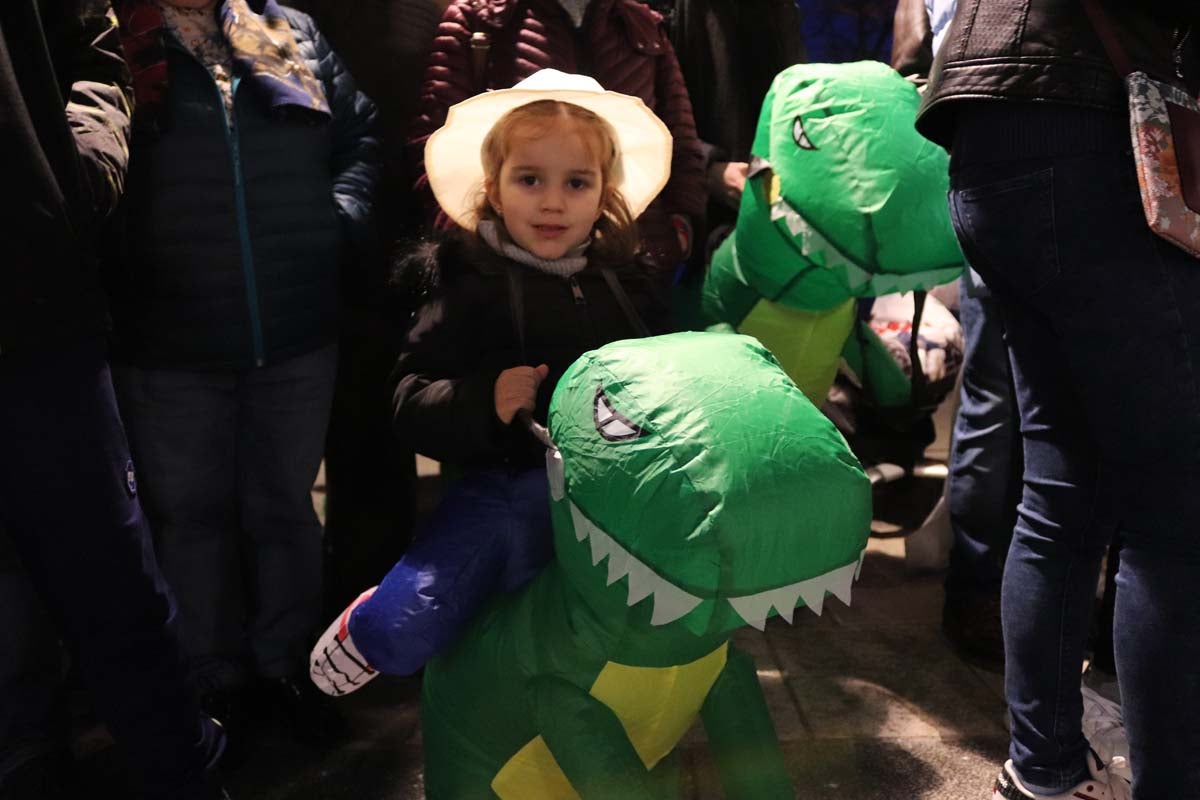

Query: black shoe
left=199, top=686, right=252, bottom=735
left=199, top=687, right=254, bottom=770
left=257, top=675, right=346, bottom=746
left=943, top=592, right=1005, bottom=671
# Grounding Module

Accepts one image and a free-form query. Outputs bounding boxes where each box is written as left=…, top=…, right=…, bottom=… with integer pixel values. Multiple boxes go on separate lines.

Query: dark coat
left=106, top=5, right=381, bottom=370
left=670, top=0, right=805, bottom=163
left=917, top=0, right=1200, bottom=148
left=889, top=0, right=932, bottom=81
left=0, top=0, right=132, bottom=355
left=391, top=235, right=670, bottom=470
left=407, top=0, right=706, bottom=272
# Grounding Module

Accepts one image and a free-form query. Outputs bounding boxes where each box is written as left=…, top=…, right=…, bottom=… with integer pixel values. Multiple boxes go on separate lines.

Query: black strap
left=908, top=290, right=928, bottom=408
left=505, top=263, right=526, bottom=363
left=852, top=292, right=930, bottom=413
left=600, top=267, right=652, bottom=337
left=510, top=264, right=648, bottom=366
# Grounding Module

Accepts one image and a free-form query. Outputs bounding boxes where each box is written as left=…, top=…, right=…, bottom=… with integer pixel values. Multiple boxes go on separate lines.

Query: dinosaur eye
left=793, top=116, right=816, bottom=150
left=594, top=386, right=647, bottom=441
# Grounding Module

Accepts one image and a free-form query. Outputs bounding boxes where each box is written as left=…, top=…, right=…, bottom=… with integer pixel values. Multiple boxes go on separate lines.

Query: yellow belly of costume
left=737, top=297, right=856, bottom=406
left=490, top=644, right=729, bottom=800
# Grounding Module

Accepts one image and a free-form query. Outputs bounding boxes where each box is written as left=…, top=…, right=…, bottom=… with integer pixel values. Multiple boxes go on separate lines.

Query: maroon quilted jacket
left=408, top=0, right=706, bottom=271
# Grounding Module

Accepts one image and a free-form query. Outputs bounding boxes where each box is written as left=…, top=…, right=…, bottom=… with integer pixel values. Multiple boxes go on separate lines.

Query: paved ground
left=221, top=462, right=1011, bottom=800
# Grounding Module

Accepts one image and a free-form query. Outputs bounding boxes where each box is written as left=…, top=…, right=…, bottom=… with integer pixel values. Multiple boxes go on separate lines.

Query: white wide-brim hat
left=425, top=69, right=673, bottom=231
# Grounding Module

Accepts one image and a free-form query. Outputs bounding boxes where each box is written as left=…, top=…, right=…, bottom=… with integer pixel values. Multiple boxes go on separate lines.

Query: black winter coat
left=1, top=0, right=131, bottom=355
left=107, top=6, right=380, bottom=370
left=391, top=236, right=671, bottom=470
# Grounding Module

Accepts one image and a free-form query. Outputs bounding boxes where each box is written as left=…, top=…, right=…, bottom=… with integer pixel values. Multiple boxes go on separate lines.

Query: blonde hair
left=474, top=100, right=639, bottom=264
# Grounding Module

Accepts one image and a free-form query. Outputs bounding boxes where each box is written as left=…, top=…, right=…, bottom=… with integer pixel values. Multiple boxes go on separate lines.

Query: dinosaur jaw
left=565, top=497, right=867, bottom=632
left=767, top=194, right=877, bottom=294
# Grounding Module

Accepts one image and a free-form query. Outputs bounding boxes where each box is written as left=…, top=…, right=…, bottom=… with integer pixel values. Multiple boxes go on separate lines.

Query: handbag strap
left=1079, top=0, right=1137, bottom=78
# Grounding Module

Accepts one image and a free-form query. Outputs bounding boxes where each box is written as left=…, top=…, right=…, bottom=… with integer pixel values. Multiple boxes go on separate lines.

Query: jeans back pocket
left=950, top=167, right=1061, bottom=297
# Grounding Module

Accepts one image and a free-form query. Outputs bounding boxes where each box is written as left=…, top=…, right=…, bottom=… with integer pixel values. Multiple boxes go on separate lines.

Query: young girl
left=311, top=70, right=672, bottom=693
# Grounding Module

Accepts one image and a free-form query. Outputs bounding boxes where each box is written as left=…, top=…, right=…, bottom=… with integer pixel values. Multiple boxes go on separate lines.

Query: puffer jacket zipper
left=220, top=74, right=266, bottom=367
left=170, top=39, right=267, bottom=367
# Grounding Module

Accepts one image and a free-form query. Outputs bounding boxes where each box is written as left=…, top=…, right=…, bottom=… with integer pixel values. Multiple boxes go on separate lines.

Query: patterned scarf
left=115, top=0, right=329, bottom=128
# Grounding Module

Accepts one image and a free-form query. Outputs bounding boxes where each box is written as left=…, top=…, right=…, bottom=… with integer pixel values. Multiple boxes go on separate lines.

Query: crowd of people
left=1, top=0, right=1197, bottom=799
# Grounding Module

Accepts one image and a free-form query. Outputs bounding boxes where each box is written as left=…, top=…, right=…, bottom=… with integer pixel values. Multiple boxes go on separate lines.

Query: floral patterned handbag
left=1083, top=0, right=1200, bottom=258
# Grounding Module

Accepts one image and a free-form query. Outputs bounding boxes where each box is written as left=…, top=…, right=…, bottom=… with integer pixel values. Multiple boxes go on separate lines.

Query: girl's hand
left=494, top=364, right=550, bottom=424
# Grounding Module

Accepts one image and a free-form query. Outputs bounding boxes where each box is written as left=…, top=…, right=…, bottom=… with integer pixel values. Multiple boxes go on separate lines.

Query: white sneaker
left=1081, top=686, right=1132, bottom=784
left=992, top=752, right=1132, bottom=800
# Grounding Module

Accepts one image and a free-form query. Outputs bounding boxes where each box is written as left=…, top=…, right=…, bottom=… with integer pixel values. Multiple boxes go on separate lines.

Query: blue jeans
left=949, top=105, right=1200, bottom=798
left=350, top=467, right=553, bottom=675
left=0, top=340, right=223, bottom=797
left=945, top=283, right=1021, bottom=602
left=113, top=345, right=337, bottom=688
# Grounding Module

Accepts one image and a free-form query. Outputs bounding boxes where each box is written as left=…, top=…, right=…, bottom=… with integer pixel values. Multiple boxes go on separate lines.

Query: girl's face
left=488, top=123, right=605, bottom=260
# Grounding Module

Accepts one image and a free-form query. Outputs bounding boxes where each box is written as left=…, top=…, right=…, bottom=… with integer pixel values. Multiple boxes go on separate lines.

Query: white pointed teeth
left=649, top=583, right=703, bottom=626
left=796, top=580, right=826, bottom=617
left=826, top=561, right=856, bottom=606
left=767, top=198, right=872, bottom=290
left=569, top=503, right=588, bottom=543
left=770, top=198, right=808, bottom=237
left=622, top=559, right=657, bottom=606
left=546, top=448, right=565, bottom=501
left=727, top=549, right=867, bottom=630
left=728, top=594, right=775, bottom=631
left=569, top=502, right=703, bottom=627
left=568, top=501, right=868, bottom=633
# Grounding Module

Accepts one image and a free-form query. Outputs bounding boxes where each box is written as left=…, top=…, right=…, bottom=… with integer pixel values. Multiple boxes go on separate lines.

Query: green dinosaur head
left=545, top=332, right=870, bottom=643
left=702, top=61, right=964, bottom=324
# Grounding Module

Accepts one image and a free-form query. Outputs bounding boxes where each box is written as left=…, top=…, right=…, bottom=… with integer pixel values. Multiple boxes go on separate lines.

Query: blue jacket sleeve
left=299, top=12, right=383, bottom=256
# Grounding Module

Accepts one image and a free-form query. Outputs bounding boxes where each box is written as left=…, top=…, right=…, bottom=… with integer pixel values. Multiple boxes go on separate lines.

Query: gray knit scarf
left=478, top=220, right=590, bottom=277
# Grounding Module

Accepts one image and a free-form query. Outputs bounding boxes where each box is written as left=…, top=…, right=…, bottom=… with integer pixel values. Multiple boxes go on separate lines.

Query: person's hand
left=310, top=588, right=377, bottom=697
left=708, top=161, right=749, bottom=209
left=494, top=364, right=549, bottom=424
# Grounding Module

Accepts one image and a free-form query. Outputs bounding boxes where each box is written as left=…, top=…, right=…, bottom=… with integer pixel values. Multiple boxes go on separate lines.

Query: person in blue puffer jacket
left=106, top=0, right=381, bottom=740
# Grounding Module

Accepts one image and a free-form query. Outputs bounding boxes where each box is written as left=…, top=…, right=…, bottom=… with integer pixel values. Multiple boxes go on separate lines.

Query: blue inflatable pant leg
left=347, top=467, right=552, bottom=675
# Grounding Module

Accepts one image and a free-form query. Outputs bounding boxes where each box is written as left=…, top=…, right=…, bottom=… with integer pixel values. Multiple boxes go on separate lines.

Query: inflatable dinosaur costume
left=698, top=61, right=965, bottom=403
left=314, top=332, right=870, bottom=798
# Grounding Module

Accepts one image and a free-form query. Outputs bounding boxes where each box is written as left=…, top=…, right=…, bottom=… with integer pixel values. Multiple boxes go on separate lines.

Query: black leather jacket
left=917, top=0, right=1200, bottom=148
